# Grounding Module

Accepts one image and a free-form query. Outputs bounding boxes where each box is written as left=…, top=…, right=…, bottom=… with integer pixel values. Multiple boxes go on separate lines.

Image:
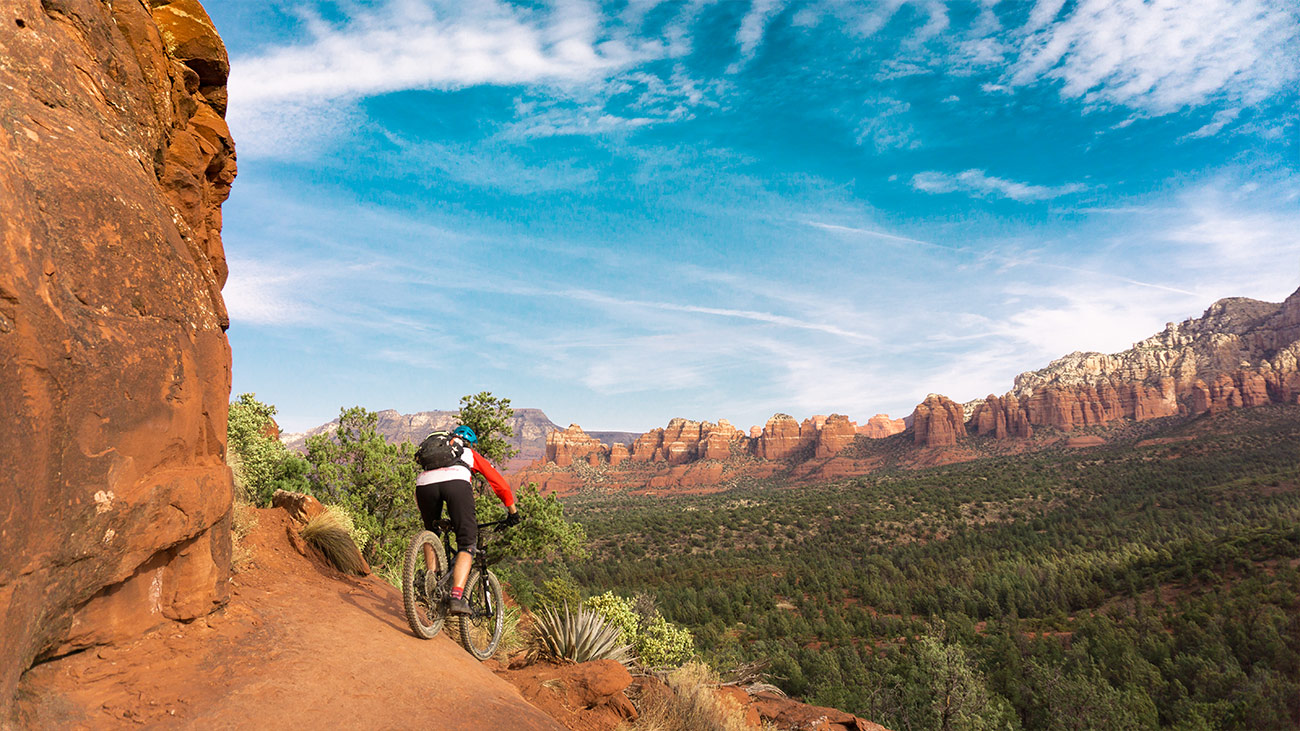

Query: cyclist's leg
left=415, top=481, right=445, bottom=570
left=444, top=479, right=477, bottom=591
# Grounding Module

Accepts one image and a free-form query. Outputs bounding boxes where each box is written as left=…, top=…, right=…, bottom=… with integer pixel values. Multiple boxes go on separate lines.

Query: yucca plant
left=530, top=602, right=633, bottom=666
left=301, top=505, right=367, bottom=575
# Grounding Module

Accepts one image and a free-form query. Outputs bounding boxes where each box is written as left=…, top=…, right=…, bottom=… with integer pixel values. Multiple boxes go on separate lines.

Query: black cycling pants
left=415, top=479, right=476, bottom=555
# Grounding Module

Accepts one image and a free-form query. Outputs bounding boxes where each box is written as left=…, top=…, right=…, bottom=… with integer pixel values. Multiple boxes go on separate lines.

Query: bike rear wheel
left=402, top=530, right=449, bottom=639
left=458, top=569, right=504, bottom=660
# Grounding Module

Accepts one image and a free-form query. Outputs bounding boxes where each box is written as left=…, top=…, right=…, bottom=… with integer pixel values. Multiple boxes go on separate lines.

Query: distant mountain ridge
left=282, top=408, right=638, bottom=471
left=520, top=284, right=1300, bottom=493
left=914, top=287, right=1300, bottom=446
left=1012, top=294, right=1299, bottom=396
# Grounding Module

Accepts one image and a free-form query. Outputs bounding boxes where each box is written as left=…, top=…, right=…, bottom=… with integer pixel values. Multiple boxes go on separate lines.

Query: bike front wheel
left=402, top=530, right=448, bottom=639
left=458, top=569, right=504, bottom=660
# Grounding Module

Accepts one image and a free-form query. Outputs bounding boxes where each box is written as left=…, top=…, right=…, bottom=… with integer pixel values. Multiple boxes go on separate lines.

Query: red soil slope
left=13, top=508, right=561, bottom=730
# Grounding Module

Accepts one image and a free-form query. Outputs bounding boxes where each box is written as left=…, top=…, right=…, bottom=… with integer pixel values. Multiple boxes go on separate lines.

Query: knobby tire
left=402, top=530, right=448, bottom=639
left=458, top=569, right=504, bottom=660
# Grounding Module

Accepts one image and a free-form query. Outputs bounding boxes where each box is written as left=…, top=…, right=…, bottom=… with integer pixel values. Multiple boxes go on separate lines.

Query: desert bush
left=228, top=393, right=309, bottom=506
left=536, top=576, right=582, bottom=610
left=631, top=661, right=750, bottom=731
left=530, top=603, right=632, bottom=666
left=495, top=605, right=525, bottom=662
left=305, top=406, right=417, bottom=564
left=301, top=506, right=367, bottom=575
left=585, top=591, right=695, bottom=667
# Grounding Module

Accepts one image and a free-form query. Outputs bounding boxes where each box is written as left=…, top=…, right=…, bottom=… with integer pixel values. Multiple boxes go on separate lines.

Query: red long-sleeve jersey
left=470, top=448, right=514, bottom=508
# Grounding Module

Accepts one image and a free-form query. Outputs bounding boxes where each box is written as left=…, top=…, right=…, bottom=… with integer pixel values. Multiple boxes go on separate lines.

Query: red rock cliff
left=923, top=289, right=1300, bottom=445
left=0, top=0, right=235, bottom=712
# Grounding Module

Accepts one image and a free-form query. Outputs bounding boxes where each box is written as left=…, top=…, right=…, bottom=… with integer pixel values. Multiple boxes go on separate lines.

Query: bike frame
left=430, top=518, right=508, bottom=620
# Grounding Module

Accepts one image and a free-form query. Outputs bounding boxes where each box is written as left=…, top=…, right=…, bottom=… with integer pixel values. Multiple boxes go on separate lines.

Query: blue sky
left=207, top=0, right=1300, bottom=434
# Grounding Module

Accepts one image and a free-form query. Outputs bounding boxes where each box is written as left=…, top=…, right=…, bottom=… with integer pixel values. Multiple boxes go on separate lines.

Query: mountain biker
left=415, top=425, right=519, bottom=616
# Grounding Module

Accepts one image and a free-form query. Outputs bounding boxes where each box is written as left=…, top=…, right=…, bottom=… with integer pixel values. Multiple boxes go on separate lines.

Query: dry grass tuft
left=629, top=662, right=751, bottom=731
left=301, top=506, right=367, bottom=575
left=494, top=605, right=525, bottom=662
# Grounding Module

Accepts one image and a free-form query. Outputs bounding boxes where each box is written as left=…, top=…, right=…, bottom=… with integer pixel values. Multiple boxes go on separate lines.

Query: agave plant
left=531, top=602, right=634, bottom=666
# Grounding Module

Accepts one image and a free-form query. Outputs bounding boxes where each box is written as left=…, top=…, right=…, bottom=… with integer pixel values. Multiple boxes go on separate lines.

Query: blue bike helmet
left=452, top=425, right=478, bottom=444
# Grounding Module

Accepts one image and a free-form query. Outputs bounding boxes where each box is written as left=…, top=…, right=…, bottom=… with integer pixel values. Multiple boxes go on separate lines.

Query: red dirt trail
left=14, top=509, right=562, bottom=730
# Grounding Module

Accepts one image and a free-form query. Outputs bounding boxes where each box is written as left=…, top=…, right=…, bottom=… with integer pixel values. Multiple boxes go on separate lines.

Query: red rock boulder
left=759, top=414, right=812, bottom=460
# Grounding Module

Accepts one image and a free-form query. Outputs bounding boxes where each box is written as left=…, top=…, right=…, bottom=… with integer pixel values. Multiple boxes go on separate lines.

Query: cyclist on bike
left=415, top=425, right=519, bottom=615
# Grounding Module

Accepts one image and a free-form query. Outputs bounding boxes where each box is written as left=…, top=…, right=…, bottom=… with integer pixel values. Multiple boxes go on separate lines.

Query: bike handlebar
left=431, top=517, right=514, bottom=533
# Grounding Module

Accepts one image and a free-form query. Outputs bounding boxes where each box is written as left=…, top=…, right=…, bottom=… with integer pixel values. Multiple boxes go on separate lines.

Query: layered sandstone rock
left=815, top=414, right=858, bottom=458
left=516, top=411, right=878, bottom=492
left=758, top=414, right=812, bottom=460
left=1013, top=292, right=1300, bottom=400
left=922, top=289, right=1300, bottom=446
left=701, top=419, right=744, bottom=460
left=969, top=394, right=1032, bottom=439
left=858, top=414, right=906, bottom=439
left=0, top=0, right=235, bottom=712
left=911, top=395, right=967, bottom=447
left=631, top=428, right=664, bottom=461
left=546, top=424, right=605, bottom=467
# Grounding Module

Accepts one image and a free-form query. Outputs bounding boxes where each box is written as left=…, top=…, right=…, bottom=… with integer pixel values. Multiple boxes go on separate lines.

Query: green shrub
left=638, top=615, right=695, bottom=667
left=227, top=393, right=310, bottom=505
left=584, top=590, right=695, bottom=667
left=537, top=576, right=582, bottom=610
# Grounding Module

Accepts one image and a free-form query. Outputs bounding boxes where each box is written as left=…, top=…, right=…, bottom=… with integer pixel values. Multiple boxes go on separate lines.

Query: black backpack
left=415, top=431, right=464, bottom=470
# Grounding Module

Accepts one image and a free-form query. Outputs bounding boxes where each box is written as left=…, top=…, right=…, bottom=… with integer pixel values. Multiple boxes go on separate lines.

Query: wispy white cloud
left=730, top=0, right=786, bottom=72
left=501, top=102, right=656, bottom=139
left=223, top=258, right=319, bottom=325
left=855, top=97, right=922, bottom=152
left=378, top=130, right=599, bottom=190
left=807, top=220, right=1200, bottom=296
left=1163, top=182, right=1300, bottom=298
left=910, top=169, right=1086, bottom=202
left=226, top=0, right=671, bottom=155
left=1007, top=0, right=1300, bottom=113
left=1181, top=108, right=1243, bottom=141
left=229, top=1, right=658, bottom=105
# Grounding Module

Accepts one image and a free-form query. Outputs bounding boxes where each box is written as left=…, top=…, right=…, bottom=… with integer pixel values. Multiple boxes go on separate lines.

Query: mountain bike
left=401, top=517, right=510, bottom=660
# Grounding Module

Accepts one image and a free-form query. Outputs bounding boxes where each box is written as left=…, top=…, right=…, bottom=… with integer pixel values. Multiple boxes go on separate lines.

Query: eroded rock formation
left=516, top=410, right=909, bottom=493
left=858, top=414, right=906, bottom=439
left=911, top=395, right=967, bottom=447
left=547, top=424, right=606, bottom=467
left=0, top=0, right=235, bottom=711
left=918, top=289, right=1300, bottom=447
